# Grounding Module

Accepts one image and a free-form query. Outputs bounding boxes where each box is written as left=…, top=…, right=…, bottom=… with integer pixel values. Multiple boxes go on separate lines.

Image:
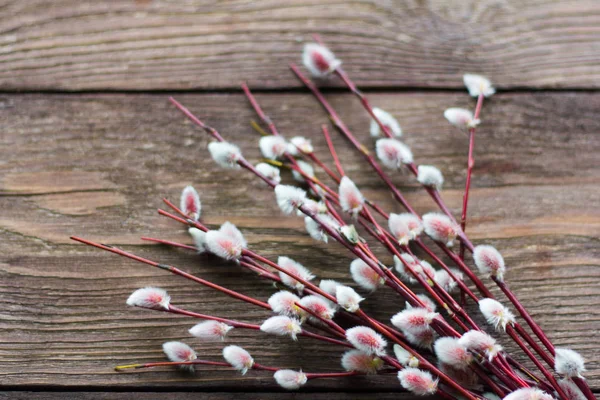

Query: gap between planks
left=2, top=87, right=600, bottom=96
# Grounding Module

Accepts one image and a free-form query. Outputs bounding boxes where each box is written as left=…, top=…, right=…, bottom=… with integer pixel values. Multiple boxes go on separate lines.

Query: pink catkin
left=397, top=368, right=438, bottom=395
left=181, top=186, right=201, bottom=221
left=346, top=326, right=387, bottom=356
left=299, top=295, right=335, bottom=320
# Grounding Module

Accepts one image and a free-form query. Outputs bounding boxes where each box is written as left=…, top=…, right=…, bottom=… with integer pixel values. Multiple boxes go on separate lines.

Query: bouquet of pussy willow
left=72, top=36, right=591, bottom=400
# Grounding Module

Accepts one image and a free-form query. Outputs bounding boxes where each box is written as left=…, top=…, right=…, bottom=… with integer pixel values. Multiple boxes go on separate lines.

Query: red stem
left=252, top=362, right=280, bottom=372
left=141, top=236, right=279, bottom=280
left=240, top=258, right=282, bottom=280
left=472, top=365, right=508, bottom=397
left=141, top=236, right=198, bottom=251
left=70, top=236, right=271, bottom=310
left=323, top=198, right=346, bottom=225
left=459, top=93, right=485, bottom=260
left=512, top=323, right=555, bottom=368
left=305, top=371, right=359, bottom=379
left=321, top=124, right=345, bottom=176
left=168, top=305, right=261, bottom=330
left=299, top=330, right=353, bottom=348
left=294, top=302, right=346, bottom=337
left=573, top=377, right=598, bottom=400
left=506, top=356, right=554, bottom=393
left=240, top=256, right=282, bottom=280
left=241, top=83, right=280, bottom=136
left=335, top=68, right=395, bottom=139
left=306, top=152, right=341, bottom=183
left=169, top=97, right=225, bottom=142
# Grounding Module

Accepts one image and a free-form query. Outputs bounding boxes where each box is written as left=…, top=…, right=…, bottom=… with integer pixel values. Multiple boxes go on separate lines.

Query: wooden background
left=1, top=1, right=599, bottom=398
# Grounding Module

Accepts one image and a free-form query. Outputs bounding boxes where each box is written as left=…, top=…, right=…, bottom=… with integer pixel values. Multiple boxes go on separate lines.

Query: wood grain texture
left=0, top=92, right=598, bottom=392
left=1, top=0, right=600, bottom=91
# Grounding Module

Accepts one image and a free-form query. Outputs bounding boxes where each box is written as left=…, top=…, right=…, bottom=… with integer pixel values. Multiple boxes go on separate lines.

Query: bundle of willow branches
left=72, top=36, right=590, bottom=400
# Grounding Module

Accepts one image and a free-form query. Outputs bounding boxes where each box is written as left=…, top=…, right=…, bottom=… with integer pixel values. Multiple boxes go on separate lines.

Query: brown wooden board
left=1, top=1, right=600, bottom=91
left=1, top=92, right=598, bottom=391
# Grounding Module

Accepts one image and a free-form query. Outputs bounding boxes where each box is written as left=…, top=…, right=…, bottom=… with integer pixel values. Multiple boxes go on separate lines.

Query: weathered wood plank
left=0, top=92, right=598, bottom=390
left=1, top=1, right=600, bottom=90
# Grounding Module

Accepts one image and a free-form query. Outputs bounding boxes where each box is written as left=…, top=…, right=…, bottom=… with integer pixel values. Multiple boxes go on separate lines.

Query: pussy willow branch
left=131, top=213, right=554, bottom=395
left=170, top=100, right=568, bottom=399
left=240, top=88, right=430, bottom=311
left=71, top=236, right=271, bottom=309
left=184, top=97, right=513, bottom=391
left=288, top=63, right=566, bottom=366
left=169, top=99, right=489, bottom=400
left=299, top=156, right=563, bottom=394
left=116, top=356, right=369, bottom=383
left=158, top=199, right=404, bottom=339
left=338, top=75, right=578, bottom=389
left=287, top=68, right=578, bottom=397
left=171, top=94, right=578, bottom=398
left=155, top=204, right=434, bottom=375
left=71, top=237, right=353, bottom=349
left=242, top=86, right=468, bottom=318
left=242, top=88, right=490, bottom=338
left=240, top=86, right=563, bottom=391
left=286, top=128, right=564, bottom=390
left=279, top=131, right=562, bottom=394
left=311, top=35, right=478, bottom=253
left=321, top=125, right=345, bottom=176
